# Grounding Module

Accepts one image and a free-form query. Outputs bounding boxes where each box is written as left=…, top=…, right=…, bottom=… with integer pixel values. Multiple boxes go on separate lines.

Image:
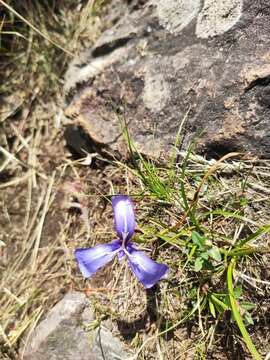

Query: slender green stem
left=238, top=224, right=270, bottom=247
left=227, top=258, right=262, bottom=360
left=228, top=247, right=270, bottom=257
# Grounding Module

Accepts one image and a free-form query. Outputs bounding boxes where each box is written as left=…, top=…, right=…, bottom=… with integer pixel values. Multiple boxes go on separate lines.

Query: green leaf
left=241, top=302, right=256, bottom=311
left=194, top=257, right=204, bottom=272
left=207, top=246, right=222, bottom=261
left=187, top=245, right=197, bottom=262
left=209, top=299, right=216, bottom=318
left=240, top=198, right=248, bottom=206
left=223, top=295, right=230, bottom=307
left=188, top=287, right=197, bottom=299
left=234, top=285, right=243, bottom=299
left=192, top=232, right=205, bottom=248
left=200, top=251, right=209, bottom=260
left=211, top=294, right=229, bottom=311
left=244, top=312, right=254, bottom=325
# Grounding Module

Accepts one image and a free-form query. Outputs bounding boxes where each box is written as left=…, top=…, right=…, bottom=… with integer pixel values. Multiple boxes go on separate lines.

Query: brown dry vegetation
left=0, top=1, right=270, bottom=360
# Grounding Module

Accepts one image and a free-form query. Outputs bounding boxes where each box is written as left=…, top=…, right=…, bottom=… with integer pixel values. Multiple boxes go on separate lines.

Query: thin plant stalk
left=227, top=258, right=262, bottom=360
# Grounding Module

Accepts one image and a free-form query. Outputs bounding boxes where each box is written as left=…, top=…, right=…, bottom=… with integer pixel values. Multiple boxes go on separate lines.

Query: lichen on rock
left=152, top=0, right=201, bottom=34
left=196, top=0, right=243, bottom=38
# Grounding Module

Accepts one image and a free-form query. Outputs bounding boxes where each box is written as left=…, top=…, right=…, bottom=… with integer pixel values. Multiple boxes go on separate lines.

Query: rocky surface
left=64, top=0, right=270, bottom=160
left=21, top=292, right=129, bottom=360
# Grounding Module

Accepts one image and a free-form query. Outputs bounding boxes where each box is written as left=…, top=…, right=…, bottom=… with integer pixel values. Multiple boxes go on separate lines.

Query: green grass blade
left=199, top=210, right=258, bottom=226
left=227, top=258, right=262, bottom=360
left=238, top=224, right=270, bottom=247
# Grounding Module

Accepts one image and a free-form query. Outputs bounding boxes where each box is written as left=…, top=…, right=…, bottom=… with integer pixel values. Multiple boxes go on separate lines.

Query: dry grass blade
left=0, top=324, right=11, bottom=348
left=0, top=173, right=31, bottom=189
left=174, top=152, right=242, bottom=228
left=8, top=307, right=44, bottom=346
left=193, top=152, right=242, bottom=197
left=0, top=0, right=74, bottom=56
left=31, top=172, right=56, bottom=272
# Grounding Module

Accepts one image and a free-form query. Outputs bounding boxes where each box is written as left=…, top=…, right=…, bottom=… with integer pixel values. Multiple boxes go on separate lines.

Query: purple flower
left=75, top=195, right=169, bottom=288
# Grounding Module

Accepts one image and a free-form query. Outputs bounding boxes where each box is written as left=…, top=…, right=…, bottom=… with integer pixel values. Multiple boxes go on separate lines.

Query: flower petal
left=112, top=195, right=135, bottom=242
left=75, top=240, right=121, bottom=278
left=126, top=245, right=169, bottom=288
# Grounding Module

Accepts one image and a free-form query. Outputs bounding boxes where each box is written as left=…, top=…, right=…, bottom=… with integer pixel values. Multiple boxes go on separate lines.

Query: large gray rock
left=22, top=292, right=128, bottom=360
left=64, top=0, right=270, bottom=160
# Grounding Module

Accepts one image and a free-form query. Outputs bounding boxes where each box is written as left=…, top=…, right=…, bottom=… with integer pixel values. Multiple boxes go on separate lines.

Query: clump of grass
left=112, top=133, right=270, bottom=359
left=85, top=115, right=270, bottom=359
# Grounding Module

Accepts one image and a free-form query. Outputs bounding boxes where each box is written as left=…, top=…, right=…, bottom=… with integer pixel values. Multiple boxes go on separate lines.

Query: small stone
left=21, top=292, right=129, bottom=360
left=92, top=327, right=128, bottom=360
